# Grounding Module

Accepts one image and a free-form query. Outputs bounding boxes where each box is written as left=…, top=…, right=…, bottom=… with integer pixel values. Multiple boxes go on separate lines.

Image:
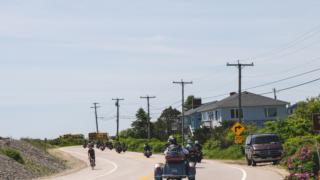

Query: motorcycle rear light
left=154, top=164, right=162, bottom=169
left=165, top=156, right=185, bottom=161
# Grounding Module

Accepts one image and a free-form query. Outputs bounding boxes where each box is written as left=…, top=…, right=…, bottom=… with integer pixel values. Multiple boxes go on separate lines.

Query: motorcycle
left=187, top=149, right=199, bottom=166
left=83, top=143, right=87, bottom=148
left=144, top=150, right=152, bottom=158
left=100, top=144, right=106, bottom=151
left=154, top=148, right=196, bottom=180
left=89, top=157, right=95, bottom=170
left=116, top=145, right=122, bottom=154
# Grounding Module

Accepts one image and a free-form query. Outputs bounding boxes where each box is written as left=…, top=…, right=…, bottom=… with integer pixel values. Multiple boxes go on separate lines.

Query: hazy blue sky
left=1, top=0, right=320, bottom=138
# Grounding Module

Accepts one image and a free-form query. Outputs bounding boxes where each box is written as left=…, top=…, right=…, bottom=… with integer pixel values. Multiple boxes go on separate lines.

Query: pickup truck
left=245, top=133, right=283, bottom=166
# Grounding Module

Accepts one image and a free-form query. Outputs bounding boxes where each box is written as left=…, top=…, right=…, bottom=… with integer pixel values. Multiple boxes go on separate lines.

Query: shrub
left=0, top=148, right=25, bottom=164
left=286, top=146, right=318, bottom=180
left=203, top=145, right=244, bottom=160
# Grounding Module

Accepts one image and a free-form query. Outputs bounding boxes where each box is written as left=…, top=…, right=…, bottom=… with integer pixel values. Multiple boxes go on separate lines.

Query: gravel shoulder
left=37, top=148, right=87, bottom=179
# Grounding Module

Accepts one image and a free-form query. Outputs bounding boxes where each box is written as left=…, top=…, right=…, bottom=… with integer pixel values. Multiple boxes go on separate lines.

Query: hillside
left=0, top=137, right=66, bottom=180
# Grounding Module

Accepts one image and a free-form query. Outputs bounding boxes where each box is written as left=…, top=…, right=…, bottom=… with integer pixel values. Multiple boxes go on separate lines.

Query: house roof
left=198, top=91, right=289, bottom=112
left=184, top=101, right=218, bottom=116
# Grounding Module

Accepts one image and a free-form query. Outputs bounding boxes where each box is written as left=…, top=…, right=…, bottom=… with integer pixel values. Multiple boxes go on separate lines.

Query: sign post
left=231, top=122, right=245, bottom=144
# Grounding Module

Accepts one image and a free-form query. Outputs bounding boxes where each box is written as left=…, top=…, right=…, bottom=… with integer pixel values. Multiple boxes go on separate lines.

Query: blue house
left=184, top=92, right=289, bottom=131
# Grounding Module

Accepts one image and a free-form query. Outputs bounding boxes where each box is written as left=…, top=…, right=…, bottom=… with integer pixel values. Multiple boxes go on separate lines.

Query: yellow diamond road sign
left=231, top=122, right=245, bottom=136
left=235, top=135, right=244, bottom=144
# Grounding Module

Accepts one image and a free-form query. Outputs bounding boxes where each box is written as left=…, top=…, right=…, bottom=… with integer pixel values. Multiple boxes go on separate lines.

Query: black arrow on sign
left=234, top=126, right=242, bottom=133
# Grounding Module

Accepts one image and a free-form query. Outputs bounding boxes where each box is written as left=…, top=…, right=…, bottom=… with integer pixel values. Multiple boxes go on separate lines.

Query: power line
left=244, top=66, right=320, bottom=91
left=251, top=24, right=320, bottom=61
left=260, top=77, right=320, bottom=95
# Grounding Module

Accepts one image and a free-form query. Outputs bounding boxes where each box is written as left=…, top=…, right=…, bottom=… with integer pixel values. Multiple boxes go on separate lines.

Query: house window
left=208, top=111, right=214, bottom=120
left=215, top=111, right=218, bottom=120
left=265, top=108, right=277, bottom=118
left=230, top=109, right=243, bottom=119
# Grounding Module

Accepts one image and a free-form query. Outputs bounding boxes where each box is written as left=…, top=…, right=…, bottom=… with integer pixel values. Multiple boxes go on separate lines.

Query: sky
left=0, top=0, right=320, bottom=139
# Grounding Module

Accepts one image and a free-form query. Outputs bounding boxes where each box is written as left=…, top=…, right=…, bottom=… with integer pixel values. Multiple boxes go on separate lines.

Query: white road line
left=61, top=149, right=118, bottom=180
left=206, top=160, right=247, bottom=180
left=227, top=165, right=247, bottom=180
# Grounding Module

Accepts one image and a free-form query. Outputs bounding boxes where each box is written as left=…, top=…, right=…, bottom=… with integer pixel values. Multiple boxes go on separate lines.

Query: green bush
left=0, top=148, right=25, bottom=164
left=203, top=145, right=244, bottom=160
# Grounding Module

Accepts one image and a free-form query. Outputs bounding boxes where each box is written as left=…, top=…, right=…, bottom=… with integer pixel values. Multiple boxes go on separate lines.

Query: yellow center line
left=138, top=173, right=153, bottom=180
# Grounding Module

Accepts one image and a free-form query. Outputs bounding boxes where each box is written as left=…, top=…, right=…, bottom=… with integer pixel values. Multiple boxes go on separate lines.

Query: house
left=184, top=91, right=289, bottom=130
left=199, top=92, right=289, bottom=128
left=184, top=101, right=217, bottom=132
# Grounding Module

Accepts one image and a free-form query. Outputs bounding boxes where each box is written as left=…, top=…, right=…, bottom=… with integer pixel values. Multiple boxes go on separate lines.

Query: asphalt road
left=48, top=146, right=285, bottom=180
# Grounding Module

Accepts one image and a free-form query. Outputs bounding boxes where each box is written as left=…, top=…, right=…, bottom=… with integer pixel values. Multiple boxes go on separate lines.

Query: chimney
left=192, top=98, right=202, bottom=109
left=230, top=92, right=236, bottom=96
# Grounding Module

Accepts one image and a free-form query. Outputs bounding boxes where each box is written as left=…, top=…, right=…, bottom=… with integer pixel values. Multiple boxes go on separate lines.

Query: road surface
left=47, top=146, right=285, bottom=180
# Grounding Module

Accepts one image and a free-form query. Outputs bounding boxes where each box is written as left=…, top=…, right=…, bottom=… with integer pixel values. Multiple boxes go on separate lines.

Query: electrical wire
left=244, top=66, right=320, bottom=91
left=259, top=77, right=320, bottom=95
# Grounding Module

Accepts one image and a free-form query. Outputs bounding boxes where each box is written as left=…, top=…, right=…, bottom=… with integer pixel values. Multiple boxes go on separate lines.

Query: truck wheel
left=252, top=160, right=257, bottom=167
left=246, top=156, right=252, bottom=166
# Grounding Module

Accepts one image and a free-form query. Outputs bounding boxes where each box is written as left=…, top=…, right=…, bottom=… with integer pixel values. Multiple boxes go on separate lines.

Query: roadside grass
left=203, top=145, right=244, bottom=160
left=24, top=159, right=57, bottom=177
left=0, top=147, right=25, bottom=164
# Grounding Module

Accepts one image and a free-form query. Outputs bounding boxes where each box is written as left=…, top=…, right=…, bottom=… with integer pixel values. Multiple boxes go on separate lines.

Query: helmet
left=167, top=136, right=177, bottom=144
left=195, top=140, right=199, bottom=144
left=187, top=139, right=193, bottom=144
left=89, top=142, right=94, bottom=148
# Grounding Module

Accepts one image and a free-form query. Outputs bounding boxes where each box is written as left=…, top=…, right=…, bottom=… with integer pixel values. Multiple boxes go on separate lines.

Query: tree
left=131, top=108, right=149, bottom=139
left=152, top=107, right=181, bottom=141
left=184, top=95, right=194, bottom=111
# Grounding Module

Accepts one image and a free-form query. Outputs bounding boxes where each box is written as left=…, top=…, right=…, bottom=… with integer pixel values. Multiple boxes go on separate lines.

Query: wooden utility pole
left=91, top=102, right=100, bottom=133
left=173, top=79, right=193, bottom=146
left=227, top=60, right=254, bottom=123
left=140, top=95, right=156, bottom=140
left=112, top=98, right=124, bottom=140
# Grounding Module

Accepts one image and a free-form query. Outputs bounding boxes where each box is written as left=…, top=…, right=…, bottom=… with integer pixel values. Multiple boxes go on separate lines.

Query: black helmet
left=168, top=136, right=177, bottom=144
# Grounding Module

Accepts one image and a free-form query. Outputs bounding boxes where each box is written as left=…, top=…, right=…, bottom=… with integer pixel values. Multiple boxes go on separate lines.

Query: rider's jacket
left=164, top=144, right=189, bottom=156
left=144, top=145, right=151, bottom=151
left=88, top=149, right=95, bottom=158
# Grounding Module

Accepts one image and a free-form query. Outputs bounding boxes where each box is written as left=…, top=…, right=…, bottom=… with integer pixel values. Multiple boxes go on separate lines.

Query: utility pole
left=273, top=88, right=277, bottom=100
left=90, top=102, right=100, bottom=133
left=227, top=60, right=254, bottom=123
left=112, top=98, right=124, bottom=140
left=140, top=95, right=156, bottom=140
left=173, top=79, right=193, bottom=146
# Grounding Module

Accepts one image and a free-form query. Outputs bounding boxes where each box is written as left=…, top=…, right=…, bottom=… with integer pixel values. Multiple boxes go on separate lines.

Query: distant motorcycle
left=116, top=145, right=122, bottom=154
left=144, top=150, right=152, bottom=158
left=100, top=144, right=106, bottom=151
left=83, top=143, right=87, bottom=149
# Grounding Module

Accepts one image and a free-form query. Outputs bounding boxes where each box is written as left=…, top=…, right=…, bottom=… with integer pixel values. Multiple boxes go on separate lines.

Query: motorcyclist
left=194, top=140, right=203, bottom=163
left=186, top=139, right=195, bottom=151
left=164, top=136, right=189, bottom=156
left=88, top=143, right=96, bottom=166
left=144, top=143, right=152, bottom=152
left=121, top=142, right=127, bottom=152
left=194, top=140, right=202, bottom=151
